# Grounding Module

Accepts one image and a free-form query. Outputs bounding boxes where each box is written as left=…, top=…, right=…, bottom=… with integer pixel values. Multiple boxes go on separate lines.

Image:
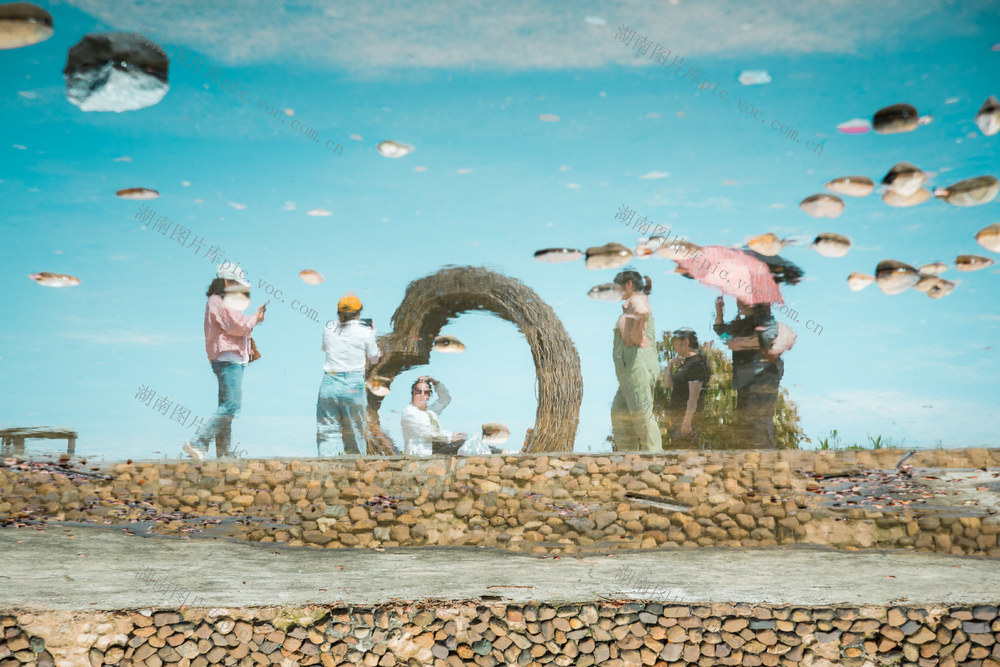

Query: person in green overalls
left=610, top=269, right=663, bottom=452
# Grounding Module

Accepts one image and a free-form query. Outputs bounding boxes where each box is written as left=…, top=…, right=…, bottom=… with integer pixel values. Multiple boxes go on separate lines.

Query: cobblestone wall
left=4, top=602, right=1000, bottom=666
left=2, top=449, right=999, bottom=556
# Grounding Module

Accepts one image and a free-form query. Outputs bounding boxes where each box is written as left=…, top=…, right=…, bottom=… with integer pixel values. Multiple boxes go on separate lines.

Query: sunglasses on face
left=413, top=389, right=431, bottom=395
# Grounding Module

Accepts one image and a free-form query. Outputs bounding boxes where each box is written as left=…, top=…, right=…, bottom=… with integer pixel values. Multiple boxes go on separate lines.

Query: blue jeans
left=194, top=361, right=245, bottom=456
left=316, top=371, right=367, bottom=456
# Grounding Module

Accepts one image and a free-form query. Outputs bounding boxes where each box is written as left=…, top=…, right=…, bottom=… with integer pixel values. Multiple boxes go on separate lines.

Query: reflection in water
left=677, top=245, right=784, bottom=306
left=4, top=3, right=999, bottom=458
left=298, top=269, right=324, bottom=285
left=662, top=328, right=708, bottom=444
left=584, top=242, right=632, bottom=271
left=64, top=32, right=169, bottom=112
left=714, top=300, right=788, bottom=449
left=0, top=2, right=52, bottom=50
left=365, top=376, right=391, bottom=397
left=114, top=187, right=159, bottom=200
left=315, top=292, right=380, bottom=457
left=976, top=95, right=1000, bottom=136
left=0, top=427, right=77, bottom=456
left=656, top=239, right=703, bottom=261
left=366, top=266, right=582, bottom=454
left=737, top=70, right=771, bottom=86
left=669, top=245, right=803, bottom=449
left=824, top=175, right=874, bottom=197
left=836, top=117, right=872, bottom=134
left=918, top=261, right=949, bottom=276
left=587, top=282, right=623, bottom=301
left=609, top=270, right=661, bottom=452
left=875, top=260, right=920, bottom=295
left=799, top=193, right=845, bottom=218
left=481, top=422, right=510, bottom=446
left=533, top=247, right=583, bottom=263
left=27, top=271, right=80, bottom=287
left=431, top=334, right=465, bottom=353
left=881, top=186, right=931, bottom=208
left=746, top=232, right=792, bottom=257
left=182, top=268, right=266, bottom=461
left=927, top=278, right=958, bottom=300
left=871, top=103, right=930, bottom=135
left=914, top=274, right=942, bottom=294
left=400, top=376, right=502, bottom=456
left=934, top=175, right=1000, bottom=207
left=376, top=140, right=413, bottom=158
left=809, top=232, right=851, bottom=258
left=881, top=161, right=928, bottom=197
left=955, top=254, right=995, bottom=272
left=976, top=224, right=1000, bottom=253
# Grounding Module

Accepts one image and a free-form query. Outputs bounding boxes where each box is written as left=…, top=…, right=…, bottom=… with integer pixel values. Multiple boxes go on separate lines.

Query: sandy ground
left=1, top=525, right=998, bottom=611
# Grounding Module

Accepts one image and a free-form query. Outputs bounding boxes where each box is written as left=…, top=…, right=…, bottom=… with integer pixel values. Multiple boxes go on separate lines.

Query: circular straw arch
left=365, top=266, right=582, bottom=454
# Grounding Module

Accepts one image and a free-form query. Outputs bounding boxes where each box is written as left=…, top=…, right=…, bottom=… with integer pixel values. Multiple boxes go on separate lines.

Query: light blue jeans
left=194, top=360, right=245, bottom=456
left=316, top=371, right=367, bottom=456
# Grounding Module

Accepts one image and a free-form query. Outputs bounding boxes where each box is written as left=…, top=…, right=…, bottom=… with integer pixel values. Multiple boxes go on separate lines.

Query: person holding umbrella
left=714, top=297, right=783, bottom=448
left=610, top=269, right=663, bottom=452
left=669, top=245, right=787, bottom=448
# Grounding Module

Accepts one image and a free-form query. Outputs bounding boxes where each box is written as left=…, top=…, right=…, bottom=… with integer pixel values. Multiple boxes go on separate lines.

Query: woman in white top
left=401, top=376, right=488, bottom=457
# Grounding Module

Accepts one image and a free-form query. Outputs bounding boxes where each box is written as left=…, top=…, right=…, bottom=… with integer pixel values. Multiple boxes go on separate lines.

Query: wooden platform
left=0, top=427, right=77, bottom=455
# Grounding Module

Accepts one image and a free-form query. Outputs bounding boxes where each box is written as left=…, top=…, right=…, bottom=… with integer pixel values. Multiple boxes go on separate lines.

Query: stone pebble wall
left=4, top=603, right=1000, bottom=667
left=2, top=449, right=999, bottom=556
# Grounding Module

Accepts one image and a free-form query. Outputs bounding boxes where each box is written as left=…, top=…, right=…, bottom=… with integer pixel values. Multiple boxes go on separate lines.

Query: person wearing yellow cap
left=316, top=292, right=380, bottom=456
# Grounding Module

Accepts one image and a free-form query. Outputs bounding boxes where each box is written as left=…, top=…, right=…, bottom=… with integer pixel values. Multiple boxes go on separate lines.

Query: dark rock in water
left=875, top=259, right=919, bottom=295
left=584, top=242, right=631, bottom=270
left=63, top=32, right=169, bottom=112
left=872, top=103, right=919, bottom=134
left=934, top=175, right=1000, bottom=207
left=0, top=2, right=53, bottom=49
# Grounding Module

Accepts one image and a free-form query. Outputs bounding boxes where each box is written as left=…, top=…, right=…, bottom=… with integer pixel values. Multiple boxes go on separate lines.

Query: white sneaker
left=183, top=442, right=205, bottom=461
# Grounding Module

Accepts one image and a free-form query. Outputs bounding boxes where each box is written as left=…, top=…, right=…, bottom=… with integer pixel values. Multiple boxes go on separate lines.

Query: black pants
left=664, top=410, right=706, bottom=449
left=735, top=379, right=780, bottom=448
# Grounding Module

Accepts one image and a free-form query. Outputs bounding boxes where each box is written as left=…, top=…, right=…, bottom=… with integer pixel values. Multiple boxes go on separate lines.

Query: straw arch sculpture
left=365, top=266, right=582, bottom=454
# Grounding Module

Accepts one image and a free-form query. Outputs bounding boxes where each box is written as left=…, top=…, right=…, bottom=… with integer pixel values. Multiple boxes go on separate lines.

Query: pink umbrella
left=675, top=245, right=783, bottom=306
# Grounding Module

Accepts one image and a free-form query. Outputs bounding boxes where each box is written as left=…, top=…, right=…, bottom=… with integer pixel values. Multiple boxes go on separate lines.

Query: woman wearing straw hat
left=183, top=263, right=265, bottom=461
left=610, top=269, right=663, bottom=452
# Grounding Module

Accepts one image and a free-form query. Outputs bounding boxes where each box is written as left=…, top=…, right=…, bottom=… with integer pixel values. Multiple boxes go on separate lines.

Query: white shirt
left=322, top=319, right=380, bottom=373
left=401, top=383, right=453, bottom=457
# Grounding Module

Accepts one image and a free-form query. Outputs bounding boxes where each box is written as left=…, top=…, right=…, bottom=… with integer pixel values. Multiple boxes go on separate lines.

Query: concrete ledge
left=2, top=526, right=999, bottom=610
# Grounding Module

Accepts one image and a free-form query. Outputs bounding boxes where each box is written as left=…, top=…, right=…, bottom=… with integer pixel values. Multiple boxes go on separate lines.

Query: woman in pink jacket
left=183, top=265, right=265, bottom=460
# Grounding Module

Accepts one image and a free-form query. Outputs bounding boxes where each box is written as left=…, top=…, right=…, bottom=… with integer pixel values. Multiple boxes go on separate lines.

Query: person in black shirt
left=713, top=296, right=783, bottom=448
left=662, top=328, right=710, bottom=446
